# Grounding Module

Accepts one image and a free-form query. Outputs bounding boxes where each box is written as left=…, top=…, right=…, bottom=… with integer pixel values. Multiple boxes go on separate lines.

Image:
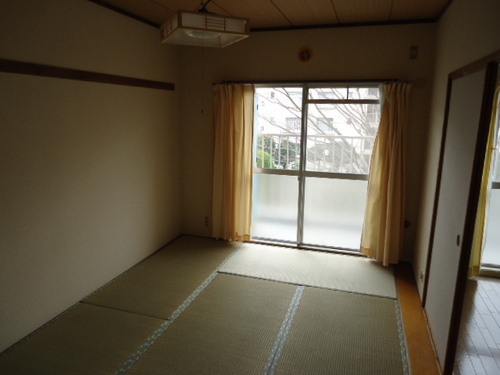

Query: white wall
left=0, top=0, right=182, bottom=352
left=179, top=23, right=436, bottom=260
left=413, top=0, right=500, bottom=296
left=412, top=0, right=500, bottom=369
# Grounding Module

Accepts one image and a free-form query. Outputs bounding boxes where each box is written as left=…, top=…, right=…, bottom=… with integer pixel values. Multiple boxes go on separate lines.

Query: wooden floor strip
left=453, top=277, right=500, bottom=374
left=394, top=263, right=440, bottom=375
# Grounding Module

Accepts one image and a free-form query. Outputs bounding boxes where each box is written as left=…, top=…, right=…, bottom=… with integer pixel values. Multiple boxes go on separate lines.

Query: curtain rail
left=212, top=79, right=396, bottom=86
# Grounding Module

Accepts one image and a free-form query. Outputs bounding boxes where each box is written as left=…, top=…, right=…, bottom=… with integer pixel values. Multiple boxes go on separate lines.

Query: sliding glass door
left=251, top=85, right=380, bottom=251
left=481, top=107, right=500, bottom=269
left=252, top=87, right=302, bottom=242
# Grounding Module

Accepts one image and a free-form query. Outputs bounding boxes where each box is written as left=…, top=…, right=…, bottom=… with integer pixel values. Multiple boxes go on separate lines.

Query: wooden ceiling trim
left=436, top=0, right=455, bottom=20
left=89, top=0, right=160, bottom=27
left=268, top=0, right=294, bottom=26
left=90, top=0, right=453, bottom=32
left=147, top=0, right=175, bottom=13
left=93, top=0, right=170, bottom=26
left=214, top=0, right=292, bottom=29
left=272, top=0, right=339, bottom=26
left=210, top=2, right=244, bottom=17
left=332, top=0, right=393, bottom=23
left=251, top=18, right=435, bottom=33
left=155, top=1, right=233, bottom=18
left=156, top=0, right=201, bottom=13
left=391, top=0, right=450, bottom=21
left=329, top=0, right=341, bottom=24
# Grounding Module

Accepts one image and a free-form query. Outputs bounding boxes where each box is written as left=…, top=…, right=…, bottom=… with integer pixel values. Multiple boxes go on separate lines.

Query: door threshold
left=248, top=238, right=365, bottom=258
left=478, top=265, right=500, bottom=278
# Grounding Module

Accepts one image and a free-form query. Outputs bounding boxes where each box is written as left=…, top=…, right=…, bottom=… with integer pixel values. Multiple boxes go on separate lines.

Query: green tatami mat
left=274, top=287, right=406, bottom=375
left=84, top=236, right=240, bottom=319
left=219, top=243, right=397, bottom=298
left=126, top=274, right=297, bottom=375
left=0, top=303, right=163, bottom=375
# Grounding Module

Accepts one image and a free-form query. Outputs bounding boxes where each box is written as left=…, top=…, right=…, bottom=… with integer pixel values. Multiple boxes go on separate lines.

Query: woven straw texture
left=127, top=274, right=296, bottom=375
left=275, top=287, right=405, bottom=375
left=0, top=237, right=406, bottom=375
left=0, top=303, right=163, bottom=375
left=219, top=243, right=397, bottom=298
left=84, top=236, right=239, bottom=319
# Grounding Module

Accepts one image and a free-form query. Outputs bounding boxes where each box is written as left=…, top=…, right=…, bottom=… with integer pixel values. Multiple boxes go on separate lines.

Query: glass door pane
left=481, top=116, right=500, bottom=268
left=482, top=188, right=500, bottom=266
left=304, top=103, right=378, bottom=174
left=302, top=99, right=378, bottom=250
left=251, top=87, right=302, bottom=243
left=252, top=173, right=298, bottom=242
left=302, top=177, right=368, bottom=248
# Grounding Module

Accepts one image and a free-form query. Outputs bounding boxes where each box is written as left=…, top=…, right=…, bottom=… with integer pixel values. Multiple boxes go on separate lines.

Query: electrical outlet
left=205, top=216, right=209, bottom=226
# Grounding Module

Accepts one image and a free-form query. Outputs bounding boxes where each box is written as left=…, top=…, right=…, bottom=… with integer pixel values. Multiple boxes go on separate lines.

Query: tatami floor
left=0, top=235, right=439, bottom=375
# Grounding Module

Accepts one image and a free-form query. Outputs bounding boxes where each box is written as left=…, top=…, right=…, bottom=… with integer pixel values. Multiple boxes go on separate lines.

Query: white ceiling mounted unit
left=160, top=0, right=249, bottom=48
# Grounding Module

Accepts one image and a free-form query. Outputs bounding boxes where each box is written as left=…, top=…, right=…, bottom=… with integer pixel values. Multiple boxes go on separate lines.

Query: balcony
left=482, top=183, right=500, bottom=268
left=252, top=133, right=374, bottom=250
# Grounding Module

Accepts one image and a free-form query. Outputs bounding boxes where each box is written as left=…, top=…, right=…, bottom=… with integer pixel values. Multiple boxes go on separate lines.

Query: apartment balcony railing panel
left=255, top=134, right=375, bottom=175
left=253, top=133, right=373, bottom=249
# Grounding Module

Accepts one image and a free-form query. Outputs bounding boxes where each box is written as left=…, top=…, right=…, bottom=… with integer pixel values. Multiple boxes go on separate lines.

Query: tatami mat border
left=0, top=236, right=242, bottom=362
left=2, top=238, right=411, bottom=375
left=218, top=270, right=398, bottom=300
left=264, top=285, right=305, bottom=375
left=115, top=271, right=216, bottom=374
left=395, top=300, right=411, bottom=375
left=218, top=243, right=398, bottom=299
left=116, top=242, right=244, bottom=374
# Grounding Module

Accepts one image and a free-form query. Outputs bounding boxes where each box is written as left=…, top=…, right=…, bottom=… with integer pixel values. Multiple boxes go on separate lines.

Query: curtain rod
left=212, top=79, right=398, bottom=86
left=213, top=78, right=423, bottom=88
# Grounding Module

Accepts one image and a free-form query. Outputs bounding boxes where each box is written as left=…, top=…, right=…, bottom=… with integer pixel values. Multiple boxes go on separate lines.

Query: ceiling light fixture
left=160, top=0, right=249, bottom=48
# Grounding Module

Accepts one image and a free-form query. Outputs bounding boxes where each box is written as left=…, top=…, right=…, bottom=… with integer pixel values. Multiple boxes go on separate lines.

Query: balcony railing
left=255, top=133, right=375, bottom=175
left=253, top=133, right=375, bottom=249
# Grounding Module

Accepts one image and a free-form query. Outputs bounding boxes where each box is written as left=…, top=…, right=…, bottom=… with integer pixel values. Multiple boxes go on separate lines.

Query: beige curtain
left=361, top=82, right=412, bottom=266
left=211, top=83, right=255, bottom=241
left=470, top=84, right=500, bottom=276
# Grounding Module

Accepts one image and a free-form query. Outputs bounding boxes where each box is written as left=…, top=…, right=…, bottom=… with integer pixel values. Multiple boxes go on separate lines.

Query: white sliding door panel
left=425, top=69, right=486, bottom=370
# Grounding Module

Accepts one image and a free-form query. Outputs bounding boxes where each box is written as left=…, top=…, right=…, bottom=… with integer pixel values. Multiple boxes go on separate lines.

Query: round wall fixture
left=297, top=46, right=313, bottom=62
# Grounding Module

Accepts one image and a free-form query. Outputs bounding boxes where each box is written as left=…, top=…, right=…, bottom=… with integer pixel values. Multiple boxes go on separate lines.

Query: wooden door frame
left=422, top=50, right=500, bottom=374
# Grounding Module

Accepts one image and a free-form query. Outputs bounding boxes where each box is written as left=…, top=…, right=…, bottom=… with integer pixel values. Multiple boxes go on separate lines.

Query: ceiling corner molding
left=250, top=18, right=437, bottom=33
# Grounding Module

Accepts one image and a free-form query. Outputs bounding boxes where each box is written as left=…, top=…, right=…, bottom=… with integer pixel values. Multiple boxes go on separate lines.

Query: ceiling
left=93, top=0, right=453, bottom=31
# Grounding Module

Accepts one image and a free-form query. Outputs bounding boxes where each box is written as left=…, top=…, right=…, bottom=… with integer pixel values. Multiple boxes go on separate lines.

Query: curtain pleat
left=361, top=82, right=412, bottom=266
left=211, top=84, right=255, bottom=241
left=470, top=84, right=500, bottom=276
